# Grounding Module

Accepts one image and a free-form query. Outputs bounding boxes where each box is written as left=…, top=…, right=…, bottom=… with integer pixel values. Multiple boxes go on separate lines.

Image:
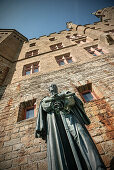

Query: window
left=66, top=35, right=70, bottom=39
left=66, top=34, right=87, bottom=43
left=55, top=53, right=73, bottom=66
left=50, top=43, right=63, bottom=51
left=76, top=82, right=98, bottom=103
left=33, top=63, right=39, bottom=73
left=67, top=58, right=73, bottom=63
left=17, top=99, right=36, bottom=121
left=104, top=29, right=114, bottom=33
left=26, top=107, right=34, bottom=119
left=23, top=62, right=39, bottom=76
left=59, top=60, right=65, bottom=66
left=95, top=48, right=104, bottom=54
left=75, top=38, right=87, bottom=44
left=49, top=37, right=55, bottom=41
left=85, top=45, right=105, bottom=56
left=25, top=49, right=38, bottom=58
left=70, top=34, right=78, bottom=40
left=25, top=67, right=31, bottom=75
left=29, top=43, right=36, bottom=47
left=81, top=91, right=96, bottom=102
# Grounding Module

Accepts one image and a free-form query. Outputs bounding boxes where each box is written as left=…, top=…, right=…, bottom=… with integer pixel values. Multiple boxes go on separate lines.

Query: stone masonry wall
left=0, top=54, right=114, bottom=169
left=0, top=6, right=114, bottom=170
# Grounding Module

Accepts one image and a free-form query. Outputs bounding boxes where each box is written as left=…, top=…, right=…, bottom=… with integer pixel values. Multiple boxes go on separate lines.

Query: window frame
left=50, top=43, right=63, bottom=51
left=33, top=63, right=39, bottom=73
left=55, top=53, right=73, bottom=66
left=24, top=103, right=36, bottom=120
left=85, top=45, right=105, bottom=56
left=25, top=49, right=38, bottom=58
left=23, top=62, right=39, bottom=76
left=81, top=90, right=97, bottom=103
left=24, top=65, right=31, bottom=75
left=29, top=43, right=36, bottom=47
left=49, top=37, right=55, bottom=41
left=58, top=59, right=65, bottom=66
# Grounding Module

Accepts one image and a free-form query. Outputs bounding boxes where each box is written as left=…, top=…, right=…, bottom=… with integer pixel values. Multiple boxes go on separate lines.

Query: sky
left=0, top=0, right=114, bottom=39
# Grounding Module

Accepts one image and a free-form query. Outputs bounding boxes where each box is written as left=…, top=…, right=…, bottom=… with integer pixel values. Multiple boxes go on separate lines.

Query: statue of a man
left=35, top=84, right=106, bottom=170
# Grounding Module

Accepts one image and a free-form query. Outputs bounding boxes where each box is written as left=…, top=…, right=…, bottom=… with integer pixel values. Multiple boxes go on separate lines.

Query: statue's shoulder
left=60, top=91, right=75, bottom=96
left=42, top=96, right=51, bottom=102
left=41, top=96, right=52, bottom=112
left=59, top=91, right=71, bottom=96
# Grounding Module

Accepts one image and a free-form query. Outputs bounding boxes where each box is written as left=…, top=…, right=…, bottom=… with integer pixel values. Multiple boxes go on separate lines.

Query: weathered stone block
left=38, top=160, right=48, bottom=170
left=93, top=135, right=104, bottom=144
left=21, top=162, right=37, bottom=170
left=0, top=155, right=5, bottom=162
left=101, top=140, right=114, bottom=153
left=13, top=143, right=23, bottom=151
left=12, top=156, right=27, bottom=166
left=0, top=146, right=12, bottom=154
left=0, top=160, right=12, bottom=169
left=4, top=138, right=21, bottom=146
left=28, top=152, right=47, bottom=164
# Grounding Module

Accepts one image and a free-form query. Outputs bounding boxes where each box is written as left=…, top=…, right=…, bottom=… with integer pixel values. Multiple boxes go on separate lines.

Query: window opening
left=50, top=43, right=63, bottom=51
left=76, top=83, right=98, bottom=103
left=26, top=107, right=34, bottom=119
left=23, top=62, right=39, bottom=76
left=49, top=37, right=55, bottom=41
left=59, top=60, right=65, bottom=66
left=67, top=58, right=73, bottom=63
left=29, top=43, right=36, bottom=47
left=85, top=45, right=105, bottom=56
left=55, top=53, right=73, bottom=66
left=82, top=91, right=95, bottom=102
left=25, top=49, right=38, bottom=58
left=17, top=99, right=36, bottom=121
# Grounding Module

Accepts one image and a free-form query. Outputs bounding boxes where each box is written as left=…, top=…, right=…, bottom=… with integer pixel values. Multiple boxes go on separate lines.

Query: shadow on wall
left=0, top=62, right=16, bottom=99
left=0, top=43, right=23, bottom=99
left=110, top=157, right=114, bottom=170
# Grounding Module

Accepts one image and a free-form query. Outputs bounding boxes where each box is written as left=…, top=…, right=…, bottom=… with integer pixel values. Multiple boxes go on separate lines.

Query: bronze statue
left=35, top=84, right=106, bottom=170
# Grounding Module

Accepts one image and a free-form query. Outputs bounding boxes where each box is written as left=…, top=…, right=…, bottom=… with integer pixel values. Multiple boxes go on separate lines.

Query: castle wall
left=0, top=7, right=114, bottom=170
left=0, top=54, right=114, bottom=169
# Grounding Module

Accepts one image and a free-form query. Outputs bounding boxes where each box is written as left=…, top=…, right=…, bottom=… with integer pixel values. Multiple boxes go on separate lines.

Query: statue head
left=49, top=84, right=58, bottom=96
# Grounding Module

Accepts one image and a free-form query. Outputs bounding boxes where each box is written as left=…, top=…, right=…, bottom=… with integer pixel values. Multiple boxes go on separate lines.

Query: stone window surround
left=25, top=49, right=39, bottom=58
left=49, top=37, right=56, bottom=41
left=66, top=34, right=86, bottom=40
left=0, top=32, right=8, bottom=34
left=29, top=42, right=36, bottom=47
left=85, top=45, right=106, bottom=56
left=25, top=105, right=36, bottom=119
left=55, top=53, right=73, bottom=66
left=76, top=82, right=99, bottom=103
left=50, top=42, right=63, bottom=51
left=104, top=29, right=114, bottom=33
left=23, top=61, right=40, bottom=76
left=66, top=34, right=89, bottom=44
left=75, top=38, right=87, bottom=44
left=17, top=99, right=36, bottom=122
left=81, top=90, right=97, bottom=103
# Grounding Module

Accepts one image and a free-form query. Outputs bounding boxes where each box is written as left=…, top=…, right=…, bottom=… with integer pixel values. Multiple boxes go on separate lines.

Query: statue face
left=49, top=84, right=58, bottom=95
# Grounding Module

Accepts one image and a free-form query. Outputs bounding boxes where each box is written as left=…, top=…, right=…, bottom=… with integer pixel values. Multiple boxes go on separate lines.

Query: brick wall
left=0, top=53, right=114, bottom=169
left=0, top=6, right=114, bottom=170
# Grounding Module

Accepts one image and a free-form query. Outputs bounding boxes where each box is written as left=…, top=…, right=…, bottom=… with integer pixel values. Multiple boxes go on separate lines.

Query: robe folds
left=35, top=91, right=106, bottom=170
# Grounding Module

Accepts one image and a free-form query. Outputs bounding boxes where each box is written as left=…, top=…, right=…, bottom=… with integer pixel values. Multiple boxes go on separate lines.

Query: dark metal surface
left=35, top=84, right=106, bottom=170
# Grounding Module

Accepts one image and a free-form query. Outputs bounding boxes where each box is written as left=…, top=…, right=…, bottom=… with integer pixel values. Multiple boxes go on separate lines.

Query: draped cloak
left=35, top=92, right=106, bottom=170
